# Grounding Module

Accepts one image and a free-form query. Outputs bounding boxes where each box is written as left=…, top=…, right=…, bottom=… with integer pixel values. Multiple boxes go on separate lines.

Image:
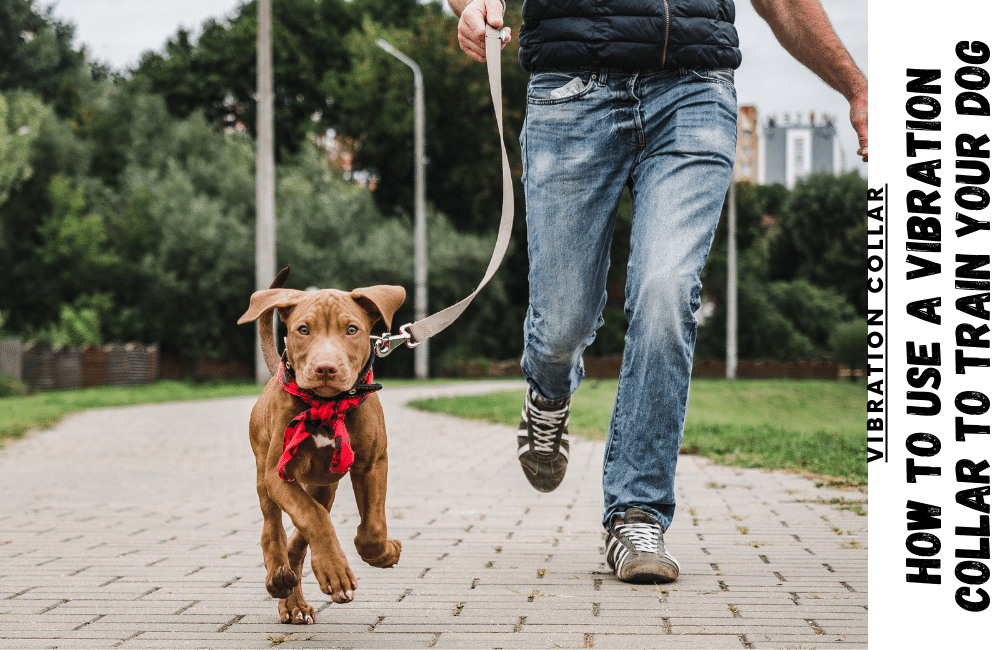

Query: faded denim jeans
left=518, top=66, right=737, bottom=532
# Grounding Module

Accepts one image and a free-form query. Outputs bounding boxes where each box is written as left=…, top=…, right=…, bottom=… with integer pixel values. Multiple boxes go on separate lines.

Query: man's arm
left=450, top=0, right=511, bottom=64
left=750, top=0, right=868, bottom=161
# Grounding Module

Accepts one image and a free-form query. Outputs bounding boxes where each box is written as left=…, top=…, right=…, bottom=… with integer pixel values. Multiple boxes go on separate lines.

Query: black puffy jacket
left=517, top=0, right=741, bottom=72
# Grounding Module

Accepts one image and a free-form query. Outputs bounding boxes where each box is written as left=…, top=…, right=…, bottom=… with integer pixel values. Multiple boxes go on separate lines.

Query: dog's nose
left=313, top=364, right=339, bottom=380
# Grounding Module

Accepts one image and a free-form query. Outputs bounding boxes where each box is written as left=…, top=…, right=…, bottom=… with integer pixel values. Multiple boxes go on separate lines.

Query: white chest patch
left=312, top=433, right=337, bottom=449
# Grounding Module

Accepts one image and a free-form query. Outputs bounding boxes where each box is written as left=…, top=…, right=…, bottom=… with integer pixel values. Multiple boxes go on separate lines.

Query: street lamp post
left=725, top=178, right=738, bottom=381
left=376, top=39, right=428, bottom=380
left=255, top=0, right=276, bottom=385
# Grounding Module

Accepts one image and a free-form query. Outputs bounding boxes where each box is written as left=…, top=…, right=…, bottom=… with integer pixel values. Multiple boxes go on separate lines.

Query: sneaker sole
left=617, top=560, right=679, bottom=584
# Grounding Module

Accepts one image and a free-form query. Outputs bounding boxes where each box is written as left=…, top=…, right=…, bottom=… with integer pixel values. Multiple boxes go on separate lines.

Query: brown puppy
left=238, top=268, right=405, bottom=624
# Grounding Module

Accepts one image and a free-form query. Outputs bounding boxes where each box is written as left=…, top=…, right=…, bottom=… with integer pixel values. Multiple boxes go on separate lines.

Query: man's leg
left=518, top=69, right=634, bottom=491
left=602, top=68, right=737, bottom=580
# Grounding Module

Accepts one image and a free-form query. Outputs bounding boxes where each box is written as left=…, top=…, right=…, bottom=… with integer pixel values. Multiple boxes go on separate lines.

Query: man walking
left=449, top=0, right=867, bottom=584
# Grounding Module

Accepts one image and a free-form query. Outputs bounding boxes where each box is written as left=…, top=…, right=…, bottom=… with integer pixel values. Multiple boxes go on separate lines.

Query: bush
left=0, top=375, right=31, bottom=398
left=829, top=318, right=866, bottom=380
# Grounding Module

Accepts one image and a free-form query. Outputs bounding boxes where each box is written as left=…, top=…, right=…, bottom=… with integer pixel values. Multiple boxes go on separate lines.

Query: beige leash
left=374, top=26, right=514, bottom=357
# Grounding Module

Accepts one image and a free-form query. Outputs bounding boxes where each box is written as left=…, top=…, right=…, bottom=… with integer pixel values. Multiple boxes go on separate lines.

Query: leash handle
left=378, top=25, right=513, bottom=353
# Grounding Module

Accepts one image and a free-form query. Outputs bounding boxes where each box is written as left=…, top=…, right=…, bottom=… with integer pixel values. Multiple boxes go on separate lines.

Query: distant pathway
left=0, top=381, right=866, bottom=648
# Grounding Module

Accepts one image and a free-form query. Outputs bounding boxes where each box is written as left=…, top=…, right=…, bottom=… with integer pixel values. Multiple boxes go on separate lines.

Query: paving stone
left=0, top=381, right=867, bottom=648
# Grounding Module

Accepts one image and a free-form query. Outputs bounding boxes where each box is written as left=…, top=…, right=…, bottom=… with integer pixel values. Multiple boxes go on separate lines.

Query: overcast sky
left=49, top=0, right=868, bottom=175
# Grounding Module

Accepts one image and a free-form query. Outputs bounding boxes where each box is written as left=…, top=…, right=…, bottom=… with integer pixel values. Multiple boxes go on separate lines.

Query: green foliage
left=0, top=375, right=31, bottom=399
left=829, top=318, right=866, bottom=380
left=0, top=0, right=89, bottom=116
left=328, top=6, right=529, bottom=230
left=31, top=296, right=106, bottom=348
left=767, top=171, right=867, bottom=314
left=134, top=0, right=363, bottom=160
left=0, top=90, right=47, bottom=205
left=1, top=0, right=865, bottom=377
left=698, top=175, right=865, bottom=361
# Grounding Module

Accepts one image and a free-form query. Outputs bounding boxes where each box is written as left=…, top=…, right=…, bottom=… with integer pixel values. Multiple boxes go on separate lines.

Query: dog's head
left=239, top=273, right=405, bottom=397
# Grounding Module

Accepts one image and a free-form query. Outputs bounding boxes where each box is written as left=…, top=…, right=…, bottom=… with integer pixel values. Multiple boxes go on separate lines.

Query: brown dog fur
left=238, top=268, right=405, bottom=624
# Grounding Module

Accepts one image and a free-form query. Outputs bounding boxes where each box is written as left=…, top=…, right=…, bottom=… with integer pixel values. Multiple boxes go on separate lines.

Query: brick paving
left=0, top=381, right=867, bottom=649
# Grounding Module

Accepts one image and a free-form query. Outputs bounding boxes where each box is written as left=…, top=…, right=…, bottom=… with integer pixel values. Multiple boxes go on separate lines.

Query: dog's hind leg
left=278, top=484, right=338, bottom=624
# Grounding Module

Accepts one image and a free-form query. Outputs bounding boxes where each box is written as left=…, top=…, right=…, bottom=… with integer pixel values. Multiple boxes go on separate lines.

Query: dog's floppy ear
left=351, top=285, right=406, bottom=330
left=237, top=288, right=306, bottom=324
left=237, top=266, right=299, bottom=324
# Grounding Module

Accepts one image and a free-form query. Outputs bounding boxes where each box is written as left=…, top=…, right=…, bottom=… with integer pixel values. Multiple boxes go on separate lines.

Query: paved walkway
left=0, top=381, right=866, bottom=649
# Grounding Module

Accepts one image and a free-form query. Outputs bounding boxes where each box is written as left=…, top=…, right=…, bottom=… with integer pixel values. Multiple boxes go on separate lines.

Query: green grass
left=0, top=380, right=262, bottom=447
left=0, top=377, right=462, bottom=448
left=409, top=379, right=866, bottom=485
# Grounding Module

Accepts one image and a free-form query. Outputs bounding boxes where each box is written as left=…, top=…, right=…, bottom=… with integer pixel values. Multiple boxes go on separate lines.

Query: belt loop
left=598, top=68, right=609, bottom=86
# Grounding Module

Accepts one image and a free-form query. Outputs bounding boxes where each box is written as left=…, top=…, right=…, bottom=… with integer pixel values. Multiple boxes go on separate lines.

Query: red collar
left=276, top=352, right=381, bottom=481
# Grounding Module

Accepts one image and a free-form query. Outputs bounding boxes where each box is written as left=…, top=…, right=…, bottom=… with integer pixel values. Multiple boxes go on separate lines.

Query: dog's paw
left=265, top=564, right=299, bottom=599
left=312, top=556, right=358, bottom=604
left=360, top=538, right=402, bottom=568
left=278, top=587, right=315, bottom=625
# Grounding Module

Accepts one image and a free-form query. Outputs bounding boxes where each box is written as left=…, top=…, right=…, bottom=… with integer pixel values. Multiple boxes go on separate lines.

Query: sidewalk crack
left=74, top=614, right=104, bottom=631
left=173, top=600, right=198, bottom=615
left=135, top=587, right=161, bottom=600
left=218, top=614, right=245, bottom=632
left=112, top=631, right=143, bottom=648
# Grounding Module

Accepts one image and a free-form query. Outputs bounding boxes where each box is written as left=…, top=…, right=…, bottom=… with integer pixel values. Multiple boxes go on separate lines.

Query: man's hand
left=750, top=0, right=868, bottom=162
left=450, top=0, right=512, bottom=63
left=850, top=87, right=868, bottom=162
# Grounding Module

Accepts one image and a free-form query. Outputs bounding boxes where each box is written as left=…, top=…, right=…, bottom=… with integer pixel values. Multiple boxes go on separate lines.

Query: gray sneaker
left=605, top=508, right=680, bottom=583
left=517, top=388, right=571, bottom=492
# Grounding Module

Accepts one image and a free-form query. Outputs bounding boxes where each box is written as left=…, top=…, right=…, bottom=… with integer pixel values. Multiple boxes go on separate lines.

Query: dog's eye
left=297, top=325, right=310, bottom=336
left=347, top=325, right=359, bottom=335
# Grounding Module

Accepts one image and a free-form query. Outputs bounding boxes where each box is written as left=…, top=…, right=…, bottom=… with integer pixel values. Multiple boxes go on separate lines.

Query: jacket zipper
left=661, top=1, right=670, bottom=66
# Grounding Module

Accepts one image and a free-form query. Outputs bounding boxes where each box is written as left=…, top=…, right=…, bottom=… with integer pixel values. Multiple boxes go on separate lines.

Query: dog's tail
left=258, top=266, right=290, bottom=377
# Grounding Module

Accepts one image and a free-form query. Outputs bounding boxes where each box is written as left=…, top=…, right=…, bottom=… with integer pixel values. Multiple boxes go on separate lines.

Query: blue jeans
left=518, top=66, right=737, bottom=532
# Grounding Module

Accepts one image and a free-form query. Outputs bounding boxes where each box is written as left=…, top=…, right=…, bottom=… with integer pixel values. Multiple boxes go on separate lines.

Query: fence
left=10, top=342, right=160, bottom=391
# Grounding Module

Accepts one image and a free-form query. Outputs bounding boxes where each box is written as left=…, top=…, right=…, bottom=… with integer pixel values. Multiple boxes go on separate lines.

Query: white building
left=761, top=113, right=844, bottom=187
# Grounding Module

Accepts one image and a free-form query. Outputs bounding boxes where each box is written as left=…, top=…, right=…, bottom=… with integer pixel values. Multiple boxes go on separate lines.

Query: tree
left=695, top=179, right=859, bottom=361
left=829, top=318, right=866, bottom=381
left=0, top=0, right=89, bottom=117
left=766, top=171, right=867, bottom=315
left=0, top=90, right=46, bottom=205
left=329, top=5, right=529, bottom=231
left=134, top=0, right=370, bottom=161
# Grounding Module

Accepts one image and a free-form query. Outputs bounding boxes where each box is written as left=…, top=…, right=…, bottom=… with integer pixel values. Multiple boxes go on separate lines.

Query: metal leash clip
left=372, top=324, right=420, bottom=358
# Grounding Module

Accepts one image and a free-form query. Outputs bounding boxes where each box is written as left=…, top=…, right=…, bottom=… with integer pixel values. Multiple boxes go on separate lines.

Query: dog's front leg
left=264, top=472, right=357, bottom=603
left=256, top=472, right=298, bottom=600
left=350, top=451, right=402, bottom=568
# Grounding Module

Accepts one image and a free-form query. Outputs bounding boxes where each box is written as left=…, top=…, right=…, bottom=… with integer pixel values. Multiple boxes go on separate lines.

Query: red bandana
left=277, top=367, right=374, bottom=481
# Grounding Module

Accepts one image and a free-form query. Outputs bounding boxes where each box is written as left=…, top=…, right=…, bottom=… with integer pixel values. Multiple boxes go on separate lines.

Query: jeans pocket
left=687, top=68, right=735, bottom=88
left=527, top=71, right=597, bottom=105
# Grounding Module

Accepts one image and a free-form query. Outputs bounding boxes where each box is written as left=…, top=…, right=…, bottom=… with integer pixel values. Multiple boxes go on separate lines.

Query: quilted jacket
left=518, top=0, right=742, bottom=72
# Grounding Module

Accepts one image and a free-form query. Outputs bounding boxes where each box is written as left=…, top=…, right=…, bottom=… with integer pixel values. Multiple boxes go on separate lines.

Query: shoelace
left=526, top=398, right=570, bottom=453
left=616, top=523, right=661, bottom=554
